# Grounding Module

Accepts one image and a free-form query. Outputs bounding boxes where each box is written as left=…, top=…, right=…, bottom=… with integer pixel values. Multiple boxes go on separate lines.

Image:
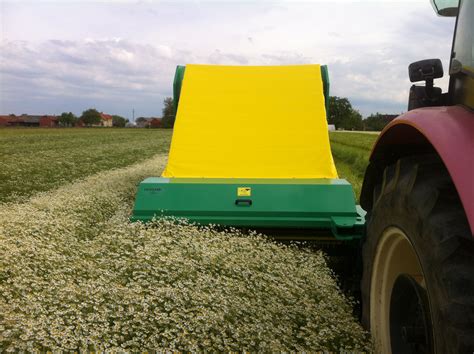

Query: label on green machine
left=237, top=187, right=251, bottom=196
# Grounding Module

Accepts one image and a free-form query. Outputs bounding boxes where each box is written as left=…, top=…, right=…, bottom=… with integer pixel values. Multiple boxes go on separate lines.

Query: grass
left=0, top=128, right=172, bottom=203
left=329, top=132, right=378, bottom=199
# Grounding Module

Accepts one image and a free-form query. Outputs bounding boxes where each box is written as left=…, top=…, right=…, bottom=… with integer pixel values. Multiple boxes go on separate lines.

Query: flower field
left=0, top=128, right=376, bottom=351
left=0, top=128, right=172, bottom=203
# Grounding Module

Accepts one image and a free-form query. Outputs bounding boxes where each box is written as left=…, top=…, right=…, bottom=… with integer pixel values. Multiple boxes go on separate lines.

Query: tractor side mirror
left=407, top=59, right=444, bottom=111
left=408, top=59, right=444, bottom=82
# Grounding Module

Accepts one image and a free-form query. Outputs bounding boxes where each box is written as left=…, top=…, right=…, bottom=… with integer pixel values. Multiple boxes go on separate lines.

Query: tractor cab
left=408, top=0, right=473, bottom=111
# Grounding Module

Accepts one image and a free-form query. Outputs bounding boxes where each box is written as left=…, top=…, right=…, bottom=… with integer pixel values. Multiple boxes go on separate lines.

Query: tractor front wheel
left=361, top=155, right=474, bottom=354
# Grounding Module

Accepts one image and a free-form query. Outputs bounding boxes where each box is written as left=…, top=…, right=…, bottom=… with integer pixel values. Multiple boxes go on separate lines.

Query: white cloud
left=0, top=1, right=456, bottom=117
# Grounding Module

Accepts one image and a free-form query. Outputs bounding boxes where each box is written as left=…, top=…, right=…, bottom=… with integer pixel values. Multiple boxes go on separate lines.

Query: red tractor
left=359, top=0, right=473, bottom=352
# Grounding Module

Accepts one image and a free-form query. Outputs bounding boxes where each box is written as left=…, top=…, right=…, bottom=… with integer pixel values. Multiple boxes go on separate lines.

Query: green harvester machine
left=131, top=64, right=365, bottom=242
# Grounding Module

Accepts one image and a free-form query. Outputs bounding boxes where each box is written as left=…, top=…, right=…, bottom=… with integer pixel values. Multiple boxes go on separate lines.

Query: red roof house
left=77, top=112, right=113, bottom=127
left=100, top=113, right=113, bottom=127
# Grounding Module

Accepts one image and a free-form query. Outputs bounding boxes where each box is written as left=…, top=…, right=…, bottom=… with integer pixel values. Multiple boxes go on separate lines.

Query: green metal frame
left=320, top=65, right=330, bottom=118
left=131, top=177, right=365, bottom=240
left=173, top=65, right=186, bottom=112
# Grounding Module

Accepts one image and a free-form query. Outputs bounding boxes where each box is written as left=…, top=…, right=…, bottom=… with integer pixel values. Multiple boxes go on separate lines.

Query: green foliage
left=80, top=108, right=101, bottom=126
left=344, top=110, right=364, bottom=131
left=363, top=112, right=395, bottom=131
left=0, top=128, right=172, bottom=203
left=161, top=97, right=176, bottom=128
left=328, top=96, right=363, bottom=131
left=329, top=132, right=378, bottom=199
left=58, top=112, right=77, bottom=127
left=112, top=115, right=129, bottom=127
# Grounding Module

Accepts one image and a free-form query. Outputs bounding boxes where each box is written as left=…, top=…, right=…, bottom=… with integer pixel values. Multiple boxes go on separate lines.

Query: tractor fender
left=360, top=105, right=474, bottom=235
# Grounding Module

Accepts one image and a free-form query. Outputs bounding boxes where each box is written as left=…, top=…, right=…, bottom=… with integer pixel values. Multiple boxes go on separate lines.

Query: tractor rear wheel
left=361, top=155, right=474, bottom=354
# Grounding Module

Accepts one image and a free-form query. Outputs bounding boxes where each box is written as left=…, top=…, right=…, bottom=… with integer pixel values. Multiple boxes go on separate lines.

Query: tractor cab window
left=431, top=0, right=459, bottom=16
left=452, top=0, right=474, bottom=72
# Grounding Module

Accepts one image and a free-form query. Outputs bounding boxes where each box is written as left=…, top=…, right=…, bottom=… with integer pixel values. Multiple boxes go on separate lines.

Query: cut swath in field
left=0, top=154, right=370, bottom=352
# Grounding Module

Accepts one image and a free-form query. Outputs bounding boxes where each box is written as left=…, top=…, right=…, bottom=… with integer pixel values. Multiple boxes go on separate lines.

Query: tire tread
left=361, top=154, right=474, bottom=354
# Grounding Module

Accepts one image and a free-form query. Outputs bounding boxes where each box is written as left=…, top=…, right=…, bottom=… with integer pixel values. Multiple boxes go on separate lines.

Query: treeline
left=58, top=97, right=176, bottom=128
left=157, top=96, right=397, bottom=131
left=57, top=109, right=129, bottom=127
left=58, top=96, right=392, bottom=131
left=328, top=96, right=400, bottom=131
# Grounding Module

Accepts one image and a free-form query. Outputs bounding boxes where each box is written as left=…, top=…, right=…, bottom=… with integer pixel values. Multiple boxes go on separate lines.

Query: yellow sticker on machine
left=237, top=187, right=251, bottom=197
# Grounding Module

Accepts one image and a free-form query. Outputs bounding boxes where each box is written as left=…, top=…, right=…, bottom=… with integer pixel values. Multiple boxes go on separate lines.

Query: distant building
left=149, top=118, right=162, bottom=128
left=100, top=113, right=113, bottom=127
left=39, top=115, right=59, bottom=127
left=77, top=112, right=113, bottom=127
left=1, top=112, right=115, bottom=128
left=328, top=124, right=336, bottom=132
left=0, top=115, right=12, bottom=126
left=135, top=117, right=162, bottom=128
left=0, top=114, right=58, bottom=127
left=23, top=115, right=43, bottom=126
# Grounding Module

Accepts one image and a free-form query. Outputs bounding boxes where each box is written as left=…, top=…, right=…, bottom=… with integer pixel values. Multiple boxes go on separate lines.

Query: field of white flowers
left=0, top=151, right=370, bottom=351
left=0, top=128, right=172, bottom=203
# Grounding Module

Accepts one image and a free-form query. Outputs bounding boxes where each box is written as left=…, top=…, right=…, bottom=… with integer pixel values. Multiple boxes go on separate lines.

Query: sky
left=0, top=0, right=456, bottom=120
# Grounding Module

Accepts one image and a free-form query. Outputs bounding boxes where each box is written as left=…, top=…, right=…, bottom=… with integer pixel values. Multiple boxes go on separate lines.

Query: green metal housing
left=133, top=65, right=364, bottom=241
left=173, top=65, right=186, bottom=112
left=131, top=177, right=365, bottom=240
left=320, top=65, right=330, bottom=117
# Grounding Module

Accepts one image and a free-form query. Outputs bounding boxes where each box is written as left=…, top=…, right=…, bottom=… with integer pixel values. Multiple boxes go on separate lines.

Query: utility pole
left=132, top=108, right=135, bottom=123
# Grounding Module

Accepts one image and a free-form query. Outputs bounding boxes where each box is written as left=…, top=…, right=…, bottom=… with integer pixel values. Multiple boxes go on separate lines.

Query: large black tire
left=361, top=155, right=474, bottom=354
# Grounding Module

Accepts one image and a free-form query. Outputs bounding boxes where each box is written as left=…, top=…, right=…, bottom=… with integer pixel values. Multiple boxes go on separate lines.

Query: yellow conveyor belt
left=162, top=64, right=338, bottom=179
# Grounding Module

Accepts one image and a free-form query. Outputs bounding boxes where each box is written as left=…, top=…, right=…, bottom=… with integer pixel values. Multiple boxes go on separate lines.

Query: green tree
left=344, top=110, right=364, bottom=131
left=328, top=96, right=363, bottom=130
left=80, top=108, right=101, bottom=126
left=58, top=112, right=77, bottom=127
left=363, top=113, right=395, bottom=131
left=112, top=115, right=128, bottom=127
left=161, top=97, right=176, bottom=128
